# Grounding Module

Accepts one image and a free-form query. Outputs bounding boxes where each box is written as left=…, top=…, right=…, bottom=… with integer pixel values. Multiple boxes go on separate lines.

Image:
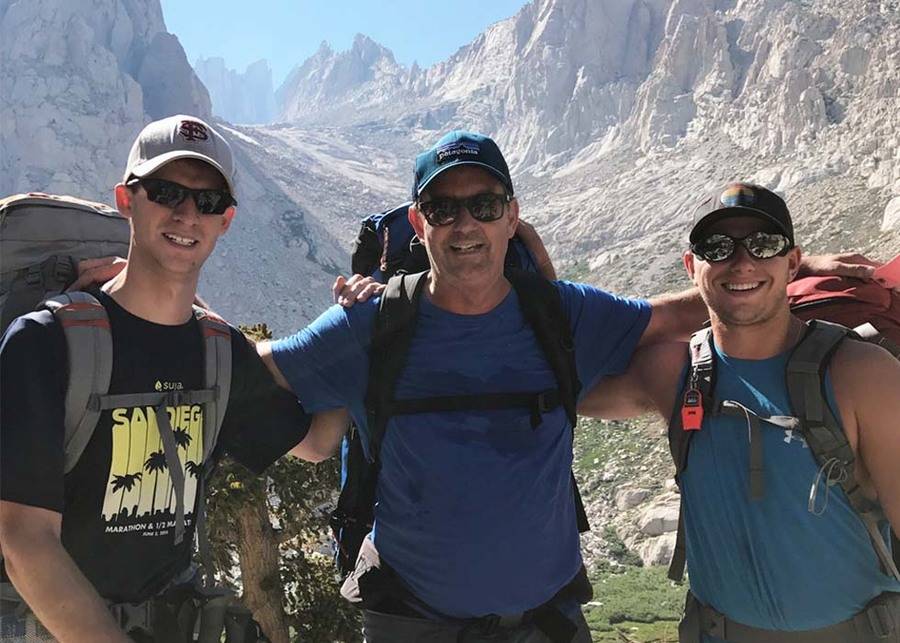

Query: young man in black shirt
left=0, top=115, right=331, bottom=642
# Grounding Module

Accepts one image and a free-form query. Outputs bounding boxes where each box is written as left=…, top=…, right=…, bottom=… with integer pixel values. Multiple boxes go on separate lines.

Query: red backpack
left=787, top=275, right=900, bottom=354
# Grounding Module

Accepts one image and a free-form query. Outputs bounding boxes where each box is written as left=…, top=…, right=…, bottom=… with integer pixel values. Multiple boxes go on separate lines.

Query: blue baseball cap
left=412, top=130, right=514, bottom=199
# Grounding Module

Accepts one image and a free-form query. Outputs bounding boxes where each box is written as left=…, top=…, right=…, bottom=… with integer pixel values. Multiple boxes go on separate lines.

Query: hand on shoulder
left=796, top=252, right=879, bottom=281
left=67, top=256, right=127, bottom=292
left=332, top=274, right=384, bottom=307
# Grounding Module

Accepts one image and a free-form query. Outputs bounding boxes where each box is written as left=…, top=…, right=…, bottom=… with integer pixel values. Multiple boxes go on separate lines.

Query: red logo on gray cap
left=178, top=120, right=208, bottom=142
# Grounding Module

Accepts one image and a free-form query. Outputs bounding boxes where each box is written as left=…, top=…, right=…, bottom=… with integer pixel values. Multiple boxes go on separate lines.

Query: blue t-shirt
left=680, top=343, right=900, bottom=640
left=272, top=281, right=650, bottom=617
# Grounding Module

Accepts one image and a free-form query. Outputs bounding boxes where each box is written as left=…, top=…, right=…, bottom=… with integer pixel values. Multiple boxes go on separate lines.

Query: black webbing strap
left=388, top=389, right=561, bottom=429
left=719, top=402, right=766, bottom=501
left=507, top=270, right=580, bottom=428
left=365, top=271, right=428, bottom=463
left=668, top=330, right=715, bottom=476
left=669, top=509, right=687, bottom=583
left=506, top=270, right=586, bottom=532
left=667, top=329, right=715, bottom=582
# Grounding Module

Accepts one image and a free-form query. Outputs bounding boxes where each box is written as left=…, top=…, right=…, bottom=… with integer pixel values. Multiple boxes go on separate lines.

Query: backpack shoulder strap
left=666, top=327, right=714, bottom=581
left=506, top=271, right=592, bottom=534
left=506, top=270, right=580, bottom=427
left=192, top=306, right=232, bottom=463
left=667, top=327, right=715, bottom=475
left=786, top=320, right=853, bottom=468
left=787, top=319, right=900, bottom=581
left=43, top=291, right=112, bottom=474
left=364, top=270, right=428, bottom=463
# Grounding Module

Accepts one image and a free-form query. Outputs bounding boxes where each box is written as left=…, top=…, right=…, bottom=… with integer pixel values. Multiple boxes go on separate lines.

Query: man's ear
left=408, top=203, right=426, bottom=241
left=786, top=246, right=802, bottom=282
left=114, top=184, right=133, bottom=219
left=683, top=250, right=697, bottom=283
left=219, top=206, right=236, bottom=234
left=506, top=197, right=520, bottom=239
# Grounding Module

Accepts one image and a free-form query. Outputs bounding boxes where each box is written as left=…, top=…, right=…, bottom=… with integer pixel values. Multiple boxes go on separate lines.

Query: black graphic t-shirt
left=0, top=293, right=311, bottom=603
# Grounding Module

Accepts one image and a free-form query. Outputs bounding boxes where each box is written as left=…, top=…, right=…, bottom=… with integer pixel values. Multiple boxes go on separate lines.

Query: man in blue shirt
left=258, top=130, right=718, bottom=642
left=580, top=183, right=900, bottom=642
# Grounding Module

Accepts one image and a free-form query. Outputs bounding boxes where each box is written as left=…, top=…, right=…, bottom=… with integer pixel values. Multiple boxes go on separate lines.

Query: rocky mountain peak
left=194, top=56, right=276, bottom=124
left=350, top=32, right=395, bottom=63
left=276, top=34, right=409, bottom=124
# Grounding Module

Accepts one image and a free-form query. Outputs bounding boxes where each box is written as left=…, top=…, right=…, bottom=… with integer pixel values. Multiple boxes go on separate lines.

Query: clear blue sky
left=161, top=0, right=530, bottom=89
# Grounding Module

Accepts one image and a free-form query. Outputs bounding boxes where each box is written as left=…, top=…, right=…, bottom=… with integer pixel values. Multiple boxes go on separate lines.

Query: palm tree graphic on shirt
left=144, top=450, right=168, bottom=512
left=110, top=472, right=142, bottom=517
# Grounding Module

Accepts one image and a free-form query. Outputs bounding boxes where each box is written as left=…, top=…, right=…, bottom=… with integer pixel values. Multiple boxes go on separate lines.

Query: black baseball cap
left=689, top=182, right=794, bottom=245
left=412, top=130, right=514, bottom=199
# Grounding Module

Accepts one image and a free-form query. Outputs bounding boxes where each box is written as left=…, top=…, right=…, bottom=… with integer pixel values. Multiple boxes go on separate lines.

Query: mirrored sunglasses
left=691, top=231, right=792, bottom=263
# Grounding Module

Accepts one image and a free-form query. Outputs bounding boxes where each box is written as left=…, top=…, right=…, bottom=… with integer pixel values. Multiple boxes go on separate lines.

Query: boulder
left=636, top=495, right=680, bottom=536
left=615, top=488, right=650, bottom=510
left=638, top=532, right=677, bottom=566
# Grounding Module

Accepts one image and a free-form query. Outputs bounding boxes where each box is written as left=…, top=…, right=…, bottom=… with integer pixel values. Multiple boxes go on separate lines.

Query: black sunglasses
left=126, top=177, right=236, bottom=215
left=691, top=231, right=792, bottom=263
left=417, top=193, right=511, bottom=226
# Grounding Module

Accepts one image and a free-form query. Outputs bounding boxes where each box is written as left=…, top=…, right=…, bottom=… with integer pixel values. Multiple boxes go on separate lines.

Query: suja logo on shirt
left=155, top=380, right=184, bottom=392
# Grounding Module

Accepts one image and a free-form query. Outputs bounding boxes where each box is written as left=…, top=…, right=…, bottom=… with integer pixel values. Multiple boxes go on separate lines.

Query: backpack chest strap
left=90, top=389, right=218, bottom=411
left=387, top=388, right=561, bottom=429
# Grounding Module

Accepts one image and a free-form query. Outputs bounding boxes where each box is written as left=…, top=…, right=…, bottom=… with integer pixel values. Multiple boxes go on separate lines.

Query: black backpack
left=328, top=269, right=590, bottom=576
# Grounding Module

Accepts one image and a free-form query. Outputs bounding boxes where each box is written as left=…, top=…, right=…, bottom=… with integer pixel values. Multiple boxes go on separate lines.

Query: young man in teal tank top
left=580, top=182, right=900, bottom=642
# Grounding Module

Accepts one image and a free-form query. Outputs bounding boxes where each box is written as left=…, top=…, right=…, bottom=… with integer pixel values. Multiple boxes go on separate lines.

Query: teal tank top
left=679, top=342, right=900, bottom=639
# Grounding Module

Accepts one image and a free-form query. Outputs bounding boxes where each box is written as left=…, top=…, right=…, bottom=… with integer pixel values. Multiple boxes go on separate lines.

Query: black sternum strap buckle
left=530, top=389, right=560, bottom=429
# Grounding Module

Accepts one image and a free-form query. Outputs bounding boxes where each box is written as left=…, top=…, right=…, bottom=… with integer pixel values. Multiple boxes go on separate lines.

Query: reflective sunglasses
left=126, top=177, right=236, bottom=215
left=417, top=193, right=511, bottom=226
left=691, top=231, right=792, bottom=263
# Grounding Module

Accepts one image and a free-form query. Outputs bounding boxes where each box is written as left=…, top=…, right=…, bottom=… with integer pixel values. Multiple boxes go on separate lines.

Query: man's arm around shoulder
left=639, top=252, right=884, bottom=346
left=832, top=341, right=900, bottom=535
left=0, top=502, right=131, bottom=642
left=579, top=341, right=687, bottom=421
left=257, top=340, right=349, bottom=462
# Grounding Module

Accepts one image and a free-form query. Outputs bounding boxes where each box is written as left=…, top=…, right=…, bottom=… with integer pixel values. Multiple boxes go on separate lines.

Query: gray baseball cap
left=123, top=115, right=236, bottom=196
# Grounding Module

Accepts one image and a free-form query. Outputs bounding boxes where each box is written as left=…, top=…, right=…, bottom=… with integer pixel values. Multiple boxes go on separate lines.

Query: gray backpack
left=667, top=321, right=900, bottom=584
left=0, top=193, right=131, bottom=331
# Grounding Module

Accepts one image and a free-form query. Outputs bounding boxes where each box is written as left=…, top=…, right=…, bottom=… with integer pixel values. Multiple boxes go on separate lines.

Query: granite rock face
left=0, top=0, right=209, bottom=200
left=270, top=0, right=898, bottom=251
left=5, top=0, right=898, bottom=322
